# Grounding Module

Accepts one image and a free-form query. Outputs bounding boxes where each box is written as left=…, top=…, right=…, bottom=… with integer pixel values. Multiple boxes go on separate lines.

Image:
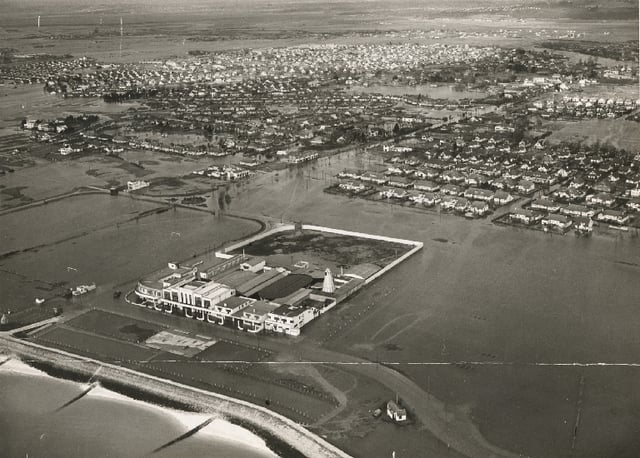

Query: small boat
left=112, top=290, right=122, bottom=299
left=35, top=298, right=45, bottom=305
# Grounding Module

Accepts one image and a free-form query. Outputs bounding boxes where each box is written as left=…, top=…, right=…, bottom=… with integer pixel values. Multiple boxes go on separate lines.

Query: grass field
left=33, top=326, right=161, bottom=363
left=65, top=309, right=166, bottom=344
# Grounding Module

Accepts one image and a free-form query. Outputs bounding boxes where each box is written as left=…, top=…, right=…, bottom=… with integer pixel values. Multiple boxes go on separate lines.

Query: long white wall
left=301, top=224, right=423, bottom=248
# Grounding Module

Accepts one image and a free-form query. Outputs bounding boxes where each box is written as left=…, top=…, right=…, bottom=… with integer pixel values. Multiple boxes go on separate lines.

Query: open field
left=65, top=309, right=166, bottom=344
left=34, top=325, right=161, bottom=363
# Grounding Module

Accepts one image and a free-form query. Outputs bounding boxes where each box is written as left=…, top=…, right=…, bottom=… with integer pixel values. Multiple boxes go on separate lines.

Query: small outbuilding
left=386, top=400, right=407, bottom=423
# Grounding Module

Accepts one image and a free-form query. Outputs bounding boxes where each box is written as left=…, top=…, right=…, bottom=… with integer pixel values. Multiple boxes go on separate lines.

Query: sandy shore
left=0, top=336, right=351, bottom=458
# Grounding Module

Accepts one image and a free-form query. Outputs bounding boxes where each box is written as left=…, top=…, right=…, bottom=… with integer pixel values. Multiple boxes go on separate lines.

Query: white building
left=127, top=180, right=150, bottom=191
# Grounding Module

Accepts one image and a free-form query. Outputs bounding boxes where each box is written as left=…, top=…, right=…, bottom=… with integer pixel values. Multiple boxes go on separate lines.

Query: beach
left=0, top=337, right=351, bottom=458
left=0, top=358, right=277, bottom=458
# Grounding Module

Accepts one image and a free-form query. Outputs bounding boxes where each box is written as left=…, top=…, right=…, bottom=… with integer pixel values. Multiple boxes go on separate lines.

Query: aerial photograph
left=0, top=0, right=638, bottom=457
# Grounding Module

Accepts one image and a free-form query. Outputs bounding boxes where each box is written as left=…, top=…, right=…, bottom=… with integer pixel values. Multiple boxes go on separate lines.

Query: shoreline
left=0, top=336, right=349, bottom=458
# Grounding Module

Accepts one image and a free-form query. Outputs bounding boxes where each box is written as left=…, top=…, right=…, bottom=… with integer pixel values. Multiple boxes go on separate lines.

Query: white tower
left=322, top=268, right=335, bottom=294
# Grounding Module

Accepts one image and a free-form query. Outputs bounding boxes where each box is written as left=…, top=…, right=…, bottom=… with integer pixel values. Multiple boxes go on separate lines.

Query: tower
left=120, top=17, right=123, bottom=36
left=37, top=16, right=40, bottom=29
left=322, top=268, right=335, bottom=294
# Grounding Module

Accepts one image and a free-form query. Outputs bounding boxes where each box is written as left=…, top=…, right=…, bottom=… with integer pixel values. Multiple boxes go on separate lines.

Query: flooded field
left=0, top=85, right=138, bottom=134
left=0, top=192, right=260, bottom=319
left=221, top=151, right=640, bottom=458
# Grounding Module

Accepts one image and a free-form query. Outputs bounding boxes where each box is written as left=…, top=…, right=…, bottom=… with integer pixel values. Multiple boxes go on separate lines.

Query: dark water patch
left=614, top=260, right=640, bottom=268
left=432, top=238, right=449, bottom=243
left=119, top=324, right=158, bottom=343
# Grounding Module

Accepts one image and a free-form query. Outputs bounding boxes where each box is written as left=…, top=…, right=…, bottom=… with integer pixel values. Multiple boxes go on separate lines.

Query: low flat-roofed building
left=233, top=300, right=280, bottom=333
left=266, top=304, right=316, bottom=336
left=240, top=257, right=266, bottom=272
left=207, top=296, right=255, bottom=325
left=197, top=254, right=243, bottom=279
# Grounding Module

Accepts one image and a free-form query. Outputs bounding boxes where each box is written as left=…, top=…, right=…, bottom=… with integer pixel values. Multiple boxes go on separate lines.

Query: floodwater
left=0, top=360, right=276, bottom=458
left=348, top=84, right=487, bottom=100
left=225, top=151, right=640, bottom=458
left=0, top=193, right=261, bottom=314
left=0, top=85, right=138, bottom=134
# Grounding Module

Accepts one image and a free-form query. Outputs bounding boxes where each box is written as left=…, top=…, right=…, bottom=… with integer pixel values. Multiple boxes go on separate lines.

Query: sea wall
left=301, top=224, right=424, bottom=248
left=1, top=336, right=350, bottom=458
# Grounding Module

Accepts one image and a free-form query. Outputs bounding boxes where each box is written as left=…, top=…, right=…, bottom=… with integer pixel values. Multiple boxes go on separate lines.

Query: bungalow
left=421, top=192, right=441, bottom=207
left=337, top=170, right=362, bottom=180
left=413, top=180, right=440, bottom=192
left=561, top=204, right=594, bottom=218
left=588, top=192, right=616, bottom=208
left=441, top=170, right=465, bottom=184
left=464, top=174, right=488, bottom=187
left=596, top=209, right=631, bottom=226
left=464, top=188, right=494, bottom=202
left=542, top=214, right=572, bottom=232
left=440, top=195, right=459, bottom=210
left=626, top=198, right=640, bottom=212
left=380, top=188, right=407, bottom=199
left=387, top=177, right=414, bottom=189
left=469, top=201, right=490, bottom=216
left=574, top=216, right=594, bottom=233
left=493, top=190, right=515, bottom=206
left=338, top=181, right=366, bottom=193
left=454, top=197, right=470, bottom=212
left=530, top=199, right=561, bottom=213
left=553, top=187, right=585, bottom=202
left=440, top=184, right=463, bottom=196
left=510, top=208, right=539, bottom=225
left=516, top=180, right=535, bottom=194
left=360, top=172, right=387, bottom=185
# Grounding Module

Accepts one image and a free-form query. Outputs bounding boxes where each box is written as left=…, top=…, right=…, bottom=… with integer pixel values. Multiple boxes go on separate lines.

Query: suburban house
left=542, top=214, right=572, bottom=231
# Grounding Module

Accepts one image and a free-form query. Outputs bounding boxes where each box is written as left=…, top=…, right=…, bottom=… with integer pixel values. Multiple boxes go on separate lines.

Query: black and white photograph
left=0, top=1, right=639, bottom=457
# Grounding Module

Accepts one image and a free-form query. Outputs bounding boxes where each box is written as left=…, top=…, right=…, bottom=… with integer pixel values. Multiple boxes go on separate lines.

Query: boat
left=71, top=283, right=96, bottom=296
left=35, top=298, right=45, bottom=305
